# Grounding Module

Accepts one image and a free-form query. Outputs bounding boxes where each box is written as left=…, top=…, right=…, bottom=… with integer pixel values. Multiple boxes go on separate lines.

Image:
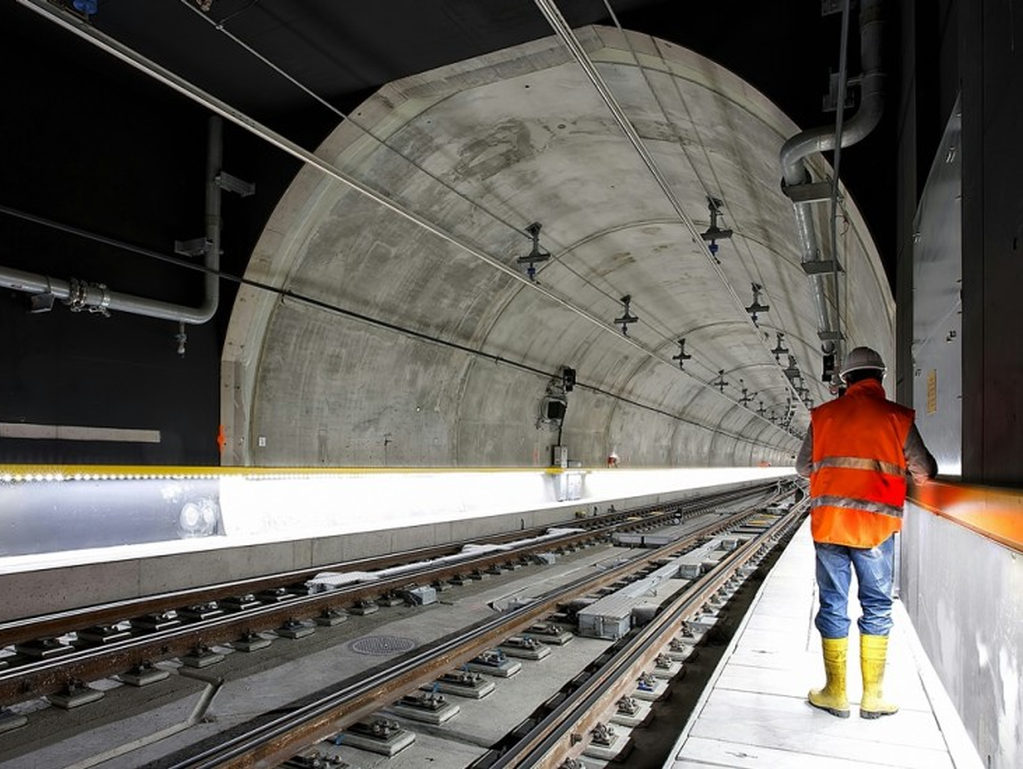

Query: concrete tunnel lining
left=221, top=25, right=893, bottom=468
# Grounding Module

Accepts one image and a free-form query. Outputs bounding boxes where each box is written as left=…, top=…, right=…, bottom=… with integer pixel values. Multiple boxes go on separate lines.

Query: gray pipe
left=0, top=116, right=222, bottom=324
left=780, top=0, right=884, bottom=353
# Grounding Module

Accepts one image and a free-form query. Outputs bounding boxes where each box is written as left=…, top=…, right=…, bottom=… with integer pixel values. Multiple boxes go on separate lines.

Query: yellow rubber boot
left=808, top=637, right=850, bottom=718
left=860, top=634, right=899, bottom=718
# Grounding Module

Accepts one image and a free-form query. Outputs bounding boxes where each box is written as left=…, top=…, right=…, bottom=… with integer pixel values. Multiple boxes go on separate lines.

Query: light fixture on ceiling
left=771, top=332, right=789, bottom=362
left=516, top=222, right=550, bottom=281
left=672, top=338, right=692, bottom=369
left=699, top=197, right=733, bottom=263
left=745, top=283, right=770, bottom=325
left=613, top=295, right=638, bottom=336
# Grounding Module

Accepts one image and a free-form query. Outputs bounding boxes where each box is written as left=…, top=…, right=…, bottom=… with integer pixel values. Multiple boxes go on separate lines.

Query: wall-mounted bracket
left=801, top=259, right=844, bottom=275
left=215, top=171, right=255, bottom=197
left=174, top=237, right=211, bottom=257
left=781, top=179, right=840, bottom=205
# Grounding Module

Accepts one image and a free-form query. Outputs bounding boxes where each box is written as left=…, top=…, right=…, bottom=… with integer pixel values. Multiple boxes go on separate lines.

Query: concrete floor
left=666, top=519, right=983, bottom=769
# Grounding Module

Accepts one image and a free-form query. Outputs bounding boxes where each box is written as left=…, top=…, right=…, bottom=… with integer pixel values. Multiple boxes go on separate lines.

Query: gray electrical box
left=552, top=445, right=569, bottom=468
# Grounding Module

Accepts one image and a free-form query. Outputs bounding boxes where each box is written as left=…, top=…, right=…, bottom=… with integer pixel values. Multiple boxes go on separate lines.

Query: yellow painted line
left=0, top=464, right=597, bottom=479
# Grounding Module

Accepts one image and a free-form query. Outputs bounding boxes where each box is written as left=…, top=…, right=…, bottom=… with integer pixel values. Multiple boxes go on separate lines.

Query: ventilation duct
left=780, top=0, right=885, bottom=366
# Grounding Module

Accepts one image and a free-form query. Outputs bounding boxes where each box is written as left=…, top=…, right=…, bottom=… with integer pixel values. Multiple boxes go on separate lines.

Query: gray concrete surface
left=221, top=25, right=894, bottom=469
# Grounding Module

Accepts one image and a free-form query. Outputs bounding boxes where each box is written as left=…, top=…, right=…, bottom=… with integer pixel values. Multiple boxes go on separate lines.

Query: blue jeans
left=814, top=536, right=894, bottom=639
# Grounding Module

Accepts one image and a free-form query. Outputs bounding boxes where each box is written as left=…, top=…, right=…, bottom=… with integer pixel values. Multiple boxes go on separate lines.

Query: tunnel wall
left=222, top=27, right=893, bottom=471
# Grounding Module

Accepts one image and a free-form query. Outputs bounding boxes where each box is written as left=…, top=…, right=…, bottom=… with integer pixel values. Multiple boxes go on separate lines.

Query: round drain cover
left=349, top=635, right=417, bottom=656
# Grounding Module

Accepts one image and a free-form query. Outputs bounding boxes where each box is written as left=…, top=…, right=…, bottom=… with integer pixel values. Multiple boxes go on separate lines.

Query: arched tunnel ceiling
left=222, top=26, right=894, bottom=468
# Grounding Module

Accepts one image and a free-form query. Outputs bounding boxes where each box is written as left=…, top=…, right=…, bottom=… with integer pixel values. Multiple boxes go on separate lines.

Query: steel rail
left=151, top=487, right=798, bottom=768
left=0, top=485, right=779, bottom=706
left=495, top=499, right=808, bottom=768
left=0, top=482, right=766, bottom=647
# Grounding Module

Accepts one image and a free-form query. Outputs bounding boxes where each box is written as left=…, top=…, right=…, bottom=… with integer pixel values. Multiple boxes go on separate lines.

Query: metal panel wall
left=901, top=503, right=1022, bottom=769
left=911, top=102, right=963, bottom=474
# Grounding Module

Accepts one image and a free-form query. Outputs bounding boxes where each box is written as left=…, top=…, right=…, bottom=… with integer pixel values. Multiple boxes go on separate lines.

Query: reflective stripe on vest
left=811, top=494, right=904, bottom=519
left=812, top=456, right=904, bottom=477
left=807, top=379, right=915, bottom=546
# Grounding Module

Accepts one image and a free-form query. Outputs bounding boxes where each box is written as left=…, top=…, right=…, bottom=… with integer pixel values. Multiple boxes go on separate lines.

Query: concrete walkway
left=665, top=518, right=983, bottom=769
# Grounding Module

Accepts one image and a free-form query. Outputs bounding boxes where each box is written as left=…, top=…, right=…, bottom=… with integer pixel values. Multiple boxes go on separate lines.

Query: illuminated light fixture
left=515, top=222, right=550, bottom=281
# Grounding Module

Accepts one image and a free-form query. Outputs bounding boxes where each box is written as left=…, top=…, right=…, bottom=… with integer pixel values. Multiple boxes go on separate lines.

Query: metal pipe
left=780, top=0, right=885, bottom=354
left=0, top=116, right=223, bottom=324
left=828, top=0, right=852, bottom=375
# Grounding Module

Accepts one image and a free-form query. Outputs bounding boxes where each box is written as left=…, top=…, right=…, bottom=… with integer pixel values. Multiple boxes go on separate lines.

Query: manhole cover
left=349, top=635, right=418, bottom=656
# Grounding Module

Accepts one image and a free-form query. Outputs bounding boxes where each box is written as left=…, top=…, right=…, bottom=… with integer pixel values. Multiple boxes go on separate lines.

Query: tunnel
left=0, top=2, right=1020, bottom=768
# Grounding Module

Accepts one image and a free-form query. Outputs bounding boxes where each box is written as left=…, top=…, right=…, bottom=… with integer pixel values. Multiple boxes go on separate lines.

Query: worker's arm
left=795, top=425, right=813, bottom=478
left=903, top=423, right=938, bottom=484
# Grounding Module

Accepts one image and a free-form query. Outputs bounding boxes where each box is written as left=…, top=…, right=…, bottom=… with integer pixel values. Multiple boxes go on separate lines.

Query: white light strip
left=0, top=422, right=161, bottom=443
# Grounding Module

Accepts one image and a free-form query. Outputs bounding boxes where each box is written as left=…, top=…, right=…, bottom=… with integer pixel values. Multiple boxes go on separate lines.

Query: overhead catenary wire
left=534, top=0, right=808, bottom=432
left=173, top=0, right=763, bottom=411
left=596, top=0, right=812, bottom=417
left=17, top=0, right=797, bottom=443
left=0, top=203, right=792, bottom=454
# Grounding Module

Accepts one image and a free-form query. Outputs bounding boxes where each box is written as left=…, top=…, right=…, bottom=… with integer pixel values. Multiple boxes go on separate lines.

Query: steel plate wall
left=911, top=100, right=962, bottom=474
left=900, top=501, right=1022, bottom=769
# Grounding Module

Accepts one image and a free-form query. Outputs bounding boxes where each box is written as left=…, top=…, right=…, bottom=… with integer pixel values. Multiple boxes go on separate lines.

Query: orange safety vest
left=809, top=379, right=914, bottom=548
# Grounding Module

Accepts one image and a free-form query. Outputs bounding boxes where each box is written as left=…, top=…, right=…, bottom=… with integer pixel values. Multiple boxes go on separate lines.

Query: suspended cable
left=598, top=0, right=811, bottom=417
left=0, top=203, right=792, bottom=452
left=16, top=0, right=796, bottom=441
left=173, top=0, right=741, bottom=403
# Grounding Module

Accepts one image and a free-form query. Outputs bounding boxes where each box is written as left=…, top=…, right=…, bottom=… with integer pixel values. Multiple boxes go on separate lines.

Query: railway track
left=0, top=480, right=804, bottom=768
left=150, top=485, right=804, bottom=768
left=0, top=482, right=778, bottom=708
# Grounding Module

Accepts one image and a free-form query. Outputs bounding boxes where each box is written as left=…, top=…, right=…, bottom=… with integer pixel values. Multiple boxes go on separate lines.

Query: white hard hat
left=840, top=346, right=886, bottom=382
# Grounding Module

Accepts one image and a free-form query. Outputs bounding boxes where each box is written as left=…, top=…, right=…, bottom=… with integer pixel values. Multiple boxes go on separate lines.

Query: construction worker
left=795, top=346, right=937, bottom=719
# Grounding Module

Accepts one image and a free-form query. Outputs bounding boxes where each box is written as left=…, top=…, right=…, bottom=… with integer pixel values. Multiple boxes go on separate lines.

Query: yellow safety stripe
left=0, top=463, right=594, bottom=480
